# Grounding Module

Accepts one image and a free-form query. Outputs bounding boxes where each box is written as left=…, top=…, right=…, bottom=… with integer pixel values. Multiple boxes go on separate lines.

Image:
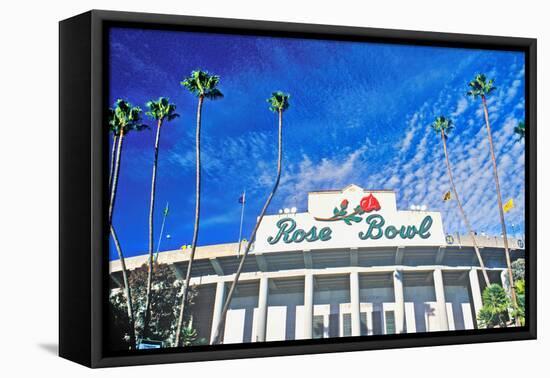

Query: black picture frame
left=59, top=9, right=537, bottom=368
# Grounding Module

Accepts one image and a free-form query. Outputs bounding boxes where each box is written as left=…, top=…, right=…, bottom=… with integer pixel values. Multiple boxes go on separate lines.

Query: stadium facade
left=109, top=184, right=524, bottom=344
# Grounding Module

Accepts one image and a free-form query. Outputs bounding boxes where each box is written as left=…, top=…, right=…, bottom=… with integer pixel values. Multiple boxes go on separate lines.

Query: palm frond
left=108, top=108, right=120, bottom=135
left=431, top=115, right=454, bottom=136
left=514, top=121, right=526, bottom=140
left=111, top=99, right=148, bottom=135
left=467, top=73, right=496, bottom=98
left=181, top=70, right=223, bottom=100
left=146, top=97, right=180, bottom=123
left=267, top=91, right=290, bottom=113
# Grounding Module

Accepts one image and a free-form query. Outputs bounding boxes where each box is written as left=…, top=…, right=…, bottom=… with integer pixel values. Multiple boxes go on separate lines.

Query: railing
left=445, top=234, right=525, bottom=250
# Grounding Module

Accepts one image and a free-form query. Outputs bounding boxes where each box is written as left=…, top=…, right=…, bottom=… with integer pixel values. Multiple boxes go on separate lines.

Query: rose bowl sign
left=254, top=184, right=446, bottom=253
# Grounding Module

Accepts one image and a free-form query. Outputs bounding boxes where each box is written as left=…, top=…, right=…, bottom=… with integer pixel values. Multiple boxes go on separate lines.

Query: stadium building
left=109, top=184, right=525, bottom=344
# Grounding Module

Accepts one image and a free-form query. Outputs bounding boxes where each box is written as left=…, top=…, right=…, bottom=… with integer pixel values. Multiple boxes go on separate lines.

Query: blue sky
left=108, top=27, right=525, bottom=260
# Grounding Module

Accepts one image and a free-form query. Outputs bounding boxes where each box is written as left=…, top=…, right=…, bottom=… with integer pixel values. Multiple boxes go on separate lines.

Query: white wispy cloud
left=372, top=62, right=525, bottom=237
left=505, top=79, right=521, bottom=104
left=276, top=146, right=369, bottom=208
left=451, top=98, right=469, bottom=117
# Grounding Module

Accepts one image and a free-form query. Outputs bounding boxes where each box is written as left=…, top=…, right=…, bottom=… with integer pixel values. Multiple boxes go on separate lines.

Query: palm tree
left=467, top=74, right=519, bottom=325
left=108, top=99, right=148, bottom=348
left=109, top=99, right=147, bottom=224
left=142, top=98, right=179, bottom=337
left=477, top=284, right=510, bottom=328
left=174, top=70, right=224, bottom=347
left=431, top=116, right=490, bottom=286
left=108, top=108, right=118, bottom=189
left=514, top=121, right=525, bottom=141
left=211, top=91, right=290, bottom=345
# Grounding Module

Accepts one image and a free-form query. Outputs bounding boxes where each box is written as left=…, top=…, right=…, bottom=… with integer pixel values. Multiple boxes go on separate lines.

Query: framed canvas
left=59, top=10, right=537, bottom=368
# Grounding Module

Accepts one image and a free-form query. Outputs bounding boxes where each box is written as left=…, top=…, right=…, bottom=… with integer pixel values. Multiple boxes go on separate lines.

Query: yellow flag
left=443, top=191, right=452, bottom=201
left=503, top=198, right=514, bottom=213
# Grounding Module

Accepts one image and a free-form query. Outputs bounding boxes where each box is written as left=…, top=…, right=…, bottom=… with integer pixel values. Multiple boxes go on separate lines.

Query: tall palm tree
left=108, top=108, right=118, bottom=190
left=211, top=91, right=290, bottom=345
left=142, top=98, right=179, bottom=337
left=431, top=116, right=490, bottom=286
left=174, top=70, right=223, bottom=347
left=467, top=74, right=519, bottom=325
left=109, top=99, right=148, bottom=348
left=109, top=99, right=147, bottom=224
left=514, top=121, right=525, bottom=141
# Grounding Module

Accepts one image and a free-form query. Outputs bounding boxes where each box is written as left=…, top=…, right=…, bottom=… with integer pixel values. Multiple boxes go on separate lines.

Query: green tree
left=513, top=278, right=526, bottom=326
left=180, top=316, right=199, bottom=346
left=175, top=70, right=224, bottom=347
left=514, top=121, right=525, bottom=141
left=477, top=284, right=510, bottom=328
left=511, top=258, right=525, bottom=282
left=467, top=74, right=519, bottom=325
left=108, top=287, right=133, bottom=351
left=108, top=99, right=148, bottom=348
left=508, top=258, right=526, bottom=326
left=431, top=116, right=490, bottom=286
left=109, top=263, right=200, bottom=348
left=211, top=91, right=290, bottom=345
left=142, top=98, right=179, bottom=336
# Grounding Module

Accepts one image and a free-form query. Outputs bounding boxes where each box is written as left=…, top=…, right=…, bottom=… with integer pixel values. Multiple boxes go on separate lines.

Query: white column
left=350, top=271, right=361, bottom=336
left=256, top=276, right=269, bottom=342
left=500, top=269, right=510, bottom=293
left=433, top=268, right=449, bottom=331
left=393, top=270, right=405, bottom=334
left=469, top=268, right=483, bottom=328
left=304, top=273, right=314, bottom=339
left=210, top=280, right=225, bottom=344
left=500, top=269, right=515, bottom=319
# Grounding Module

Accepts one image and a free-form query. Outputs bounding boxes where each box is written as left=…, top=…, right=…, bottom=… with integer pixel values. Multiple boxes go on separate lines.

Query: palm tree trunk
left=143, top=118, right=163, bottom=337
left=110, top=225, right=137, bottom=347
left=109, top=134, right=117, bottom=190
left=440, top=130, right=490, bottom=286
left=108, top=130, right=136, bottom=348
left=108, top=130, right=124, bottom=225
left=175, top=96, right=204, bottom=347
left=481, top=95, right=520, bottom=326
left=211, top=109, right=284, bottom=345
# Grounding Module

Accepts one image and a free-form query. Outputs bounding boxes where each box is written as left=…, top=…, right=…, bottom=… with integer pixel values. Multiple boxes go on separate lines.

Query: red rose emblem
left=360, top=194, right=381, bottom=212
left=340, top=199, right=349, bottom=209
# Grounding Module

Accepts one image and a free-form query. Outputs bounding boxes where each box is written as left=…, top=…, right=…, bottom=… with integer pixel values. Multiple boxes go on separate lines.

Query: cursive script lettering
left=358, top=215, right=433, bottom=240
left=267, top=218, right=332, bottom=245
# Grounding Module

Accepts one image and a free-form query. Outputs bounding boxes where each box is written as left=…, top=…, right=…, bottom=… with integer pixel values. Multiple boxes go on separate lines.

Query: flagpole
left=154, top=201, right=169, bottom=262
left=237, top=190, right=246, bottom=258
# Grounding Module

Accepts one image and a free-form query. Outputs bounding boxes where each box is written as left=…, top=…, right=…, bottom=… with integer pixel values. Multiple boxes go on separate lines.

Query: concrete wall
left=313, top=289, right=350, bottom=338
left=267, top=292, right=304, bottom=341
left=444, top=285, right=474, bottom=330
left=224, top=295, right=258, bottom=344
left=403, top=286, right=436, bottom=332
left=190, top=284, right=216, bottom=343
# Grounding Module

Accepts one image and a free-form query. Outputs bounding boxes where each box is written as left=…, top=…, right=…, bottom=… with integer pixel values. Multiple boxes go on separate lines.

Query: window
left=360, top=312, right=368, bottom=335
left=385, top=310, right=396, bottom=334
left=373, top=310, right=383, bottom=335
left=313, top=315, right=325, bottom=339
left=342, top=313, right=352, bottom=337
